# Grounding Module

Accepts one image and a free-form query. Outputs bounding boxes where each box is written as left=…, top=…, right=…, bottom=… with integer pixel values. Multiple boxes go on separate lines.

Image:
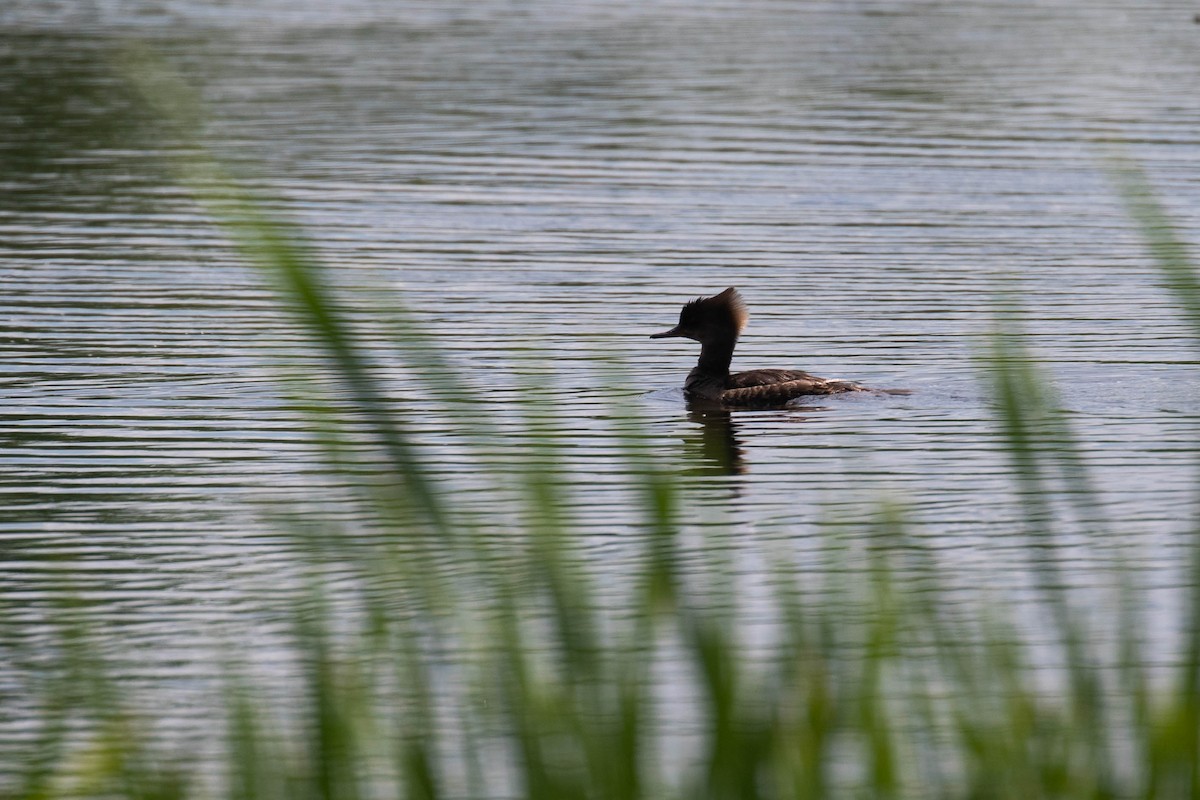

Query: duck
left=650, top=287, right=865, bottom=407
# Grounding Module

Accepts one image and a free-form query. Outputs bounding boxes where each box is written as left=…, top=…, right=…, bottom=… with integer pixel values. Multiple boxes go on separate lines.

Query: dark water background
left=3, top=0, right=1200, bottom=770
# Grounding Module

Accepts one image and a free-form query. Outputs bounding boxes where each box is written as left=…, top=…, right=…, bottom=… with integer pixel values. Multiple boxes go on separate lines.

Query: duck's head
left=651, top=287, right=748, bottom=345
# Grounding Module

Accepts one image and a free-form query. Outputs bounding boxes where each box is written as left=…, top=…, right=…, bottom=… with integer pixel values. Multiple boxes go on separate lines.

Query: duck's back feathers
left=720, top=375, right=863, bottom=407
left=727, top=368, right=814, bottom=389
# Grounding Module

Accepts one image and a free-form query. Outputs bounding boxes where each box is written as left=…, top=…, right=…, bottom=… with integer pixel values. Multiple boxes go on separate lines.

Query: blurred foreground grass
left=5, top=70, right=1200, bottom=799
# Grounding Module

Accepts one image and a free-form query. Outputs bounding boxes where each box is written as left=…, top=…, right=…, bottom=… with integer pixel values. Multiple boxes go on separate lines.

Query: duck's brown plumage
left=727, top=368, right=815, bottom=388
left=650, top=287, right=865, bottom=408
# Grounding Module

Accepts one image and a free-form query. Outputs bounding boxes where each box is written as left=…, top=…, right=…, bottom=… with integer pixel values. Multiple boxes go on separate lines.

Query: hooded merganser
left=651, top=287, right=865, bottom=407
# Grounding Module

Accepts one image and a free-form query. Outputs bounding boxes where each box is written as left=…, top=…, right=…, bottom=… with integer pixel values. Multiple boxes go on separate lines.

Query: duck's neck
left=694, top=337, right=737, bottom=378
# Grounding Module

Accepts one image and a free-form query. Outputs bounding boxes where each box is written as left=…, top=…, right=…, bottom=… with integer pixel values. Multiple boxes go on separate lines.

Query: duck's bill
left=650, top=326, right=682, bottom=339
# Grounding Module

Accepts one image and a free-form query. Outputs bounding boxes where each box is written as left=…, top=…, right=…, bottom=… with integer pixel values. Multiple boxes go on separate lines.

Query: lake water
left=3, top=0, right=1200, bottom=779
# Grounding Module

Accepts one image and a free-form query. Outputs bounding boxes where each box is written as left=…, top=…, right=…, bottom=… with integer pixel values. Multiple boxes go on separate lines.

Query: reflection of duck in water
left=685, top=401, right=746, bottom=475
left=651, top=287, right=866, bottom=408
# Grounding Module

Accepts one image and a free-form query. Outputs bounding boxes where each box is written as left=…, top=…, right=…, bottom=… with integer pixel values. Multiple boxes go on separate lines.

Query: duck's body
left=652, top=287, right=864, bottom=407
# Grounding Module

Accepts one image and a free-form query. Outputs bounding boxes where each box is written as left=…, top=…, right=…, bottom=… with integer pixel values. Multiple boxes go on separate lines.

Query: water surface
left=3, top=0, right=1200, bottom=772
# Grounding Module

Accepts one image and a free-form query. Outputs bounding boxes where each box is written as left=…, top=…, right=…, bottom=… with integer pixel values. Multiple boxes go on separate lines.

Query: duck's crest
left=685, top=286, right=748, bottom=334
